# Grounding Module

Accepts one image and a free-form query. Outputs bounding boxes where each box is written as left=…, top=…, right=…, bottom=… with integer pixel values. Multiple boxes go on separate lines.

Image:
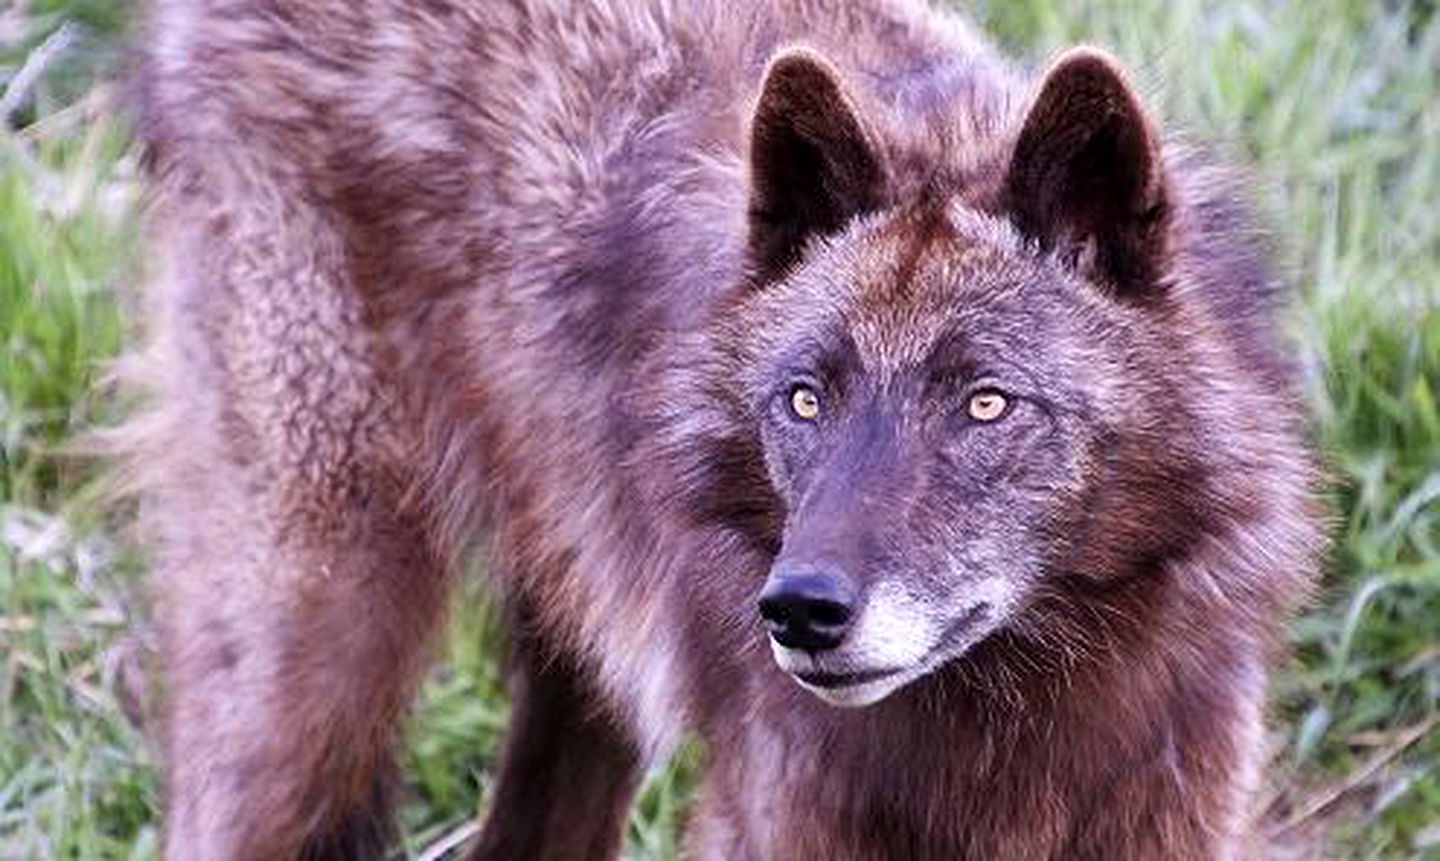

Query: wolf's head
left=662, top=44, right=1246, bottom=709
left=644, top=44, right=1279, bottom=708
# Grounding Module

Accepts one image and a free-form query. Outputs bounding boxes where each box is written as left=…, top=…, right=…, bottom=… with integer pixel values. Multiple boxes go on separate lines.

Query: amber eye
left=790, top=385, right=821, bottom=421
left=967, top=390, right=1008, bottom=422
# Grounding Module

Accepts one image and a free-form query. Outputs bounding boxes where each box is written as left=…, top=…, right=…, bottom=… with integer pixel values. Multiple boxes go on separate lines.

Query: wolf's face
left=744, top=210, right=1118, bottom=706
left=733, top=47, right=1175, bottom=705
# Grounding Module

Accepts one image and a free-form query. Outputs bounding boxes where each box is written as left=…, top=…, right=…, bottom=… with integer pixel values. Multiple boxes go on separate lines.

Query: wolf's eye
left=967, top=390, right=1009, bottom=422
left=790, top=385, right=821, bottom=421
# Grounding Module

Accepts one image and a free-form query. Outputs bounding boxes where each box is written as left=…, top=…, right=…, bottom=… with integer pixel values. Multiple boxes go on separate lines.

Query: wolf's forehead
left=840, top=205, right=1035, bottom=374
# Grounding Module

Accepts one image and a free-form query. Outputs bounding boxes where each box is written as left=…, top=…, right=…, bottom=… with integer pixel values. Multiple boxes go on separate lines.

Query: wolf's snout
left=757, top=568, right=857, bottom=652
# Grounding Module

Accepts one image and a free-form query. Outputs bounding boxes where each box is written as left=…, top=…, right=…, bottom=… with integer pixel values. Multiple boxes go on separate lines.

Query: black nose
left=757, top=569, right=857, bottom=652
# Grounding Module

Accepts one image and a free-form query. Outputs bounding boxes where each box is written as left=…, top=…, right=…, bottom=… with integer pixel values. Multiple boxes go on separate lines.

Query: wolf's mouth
left=794, top=666, right=902, bottom=689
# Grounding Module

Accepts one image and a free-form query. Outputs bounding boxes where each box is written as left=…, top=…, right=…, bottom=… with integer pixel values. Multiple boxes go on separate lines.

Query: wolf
left=123, top=0, right=1323, bottom=857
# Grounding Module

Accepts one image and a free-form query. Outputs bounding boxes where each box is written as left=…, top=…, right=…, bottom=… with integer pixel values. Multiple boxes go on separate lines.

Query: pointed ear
left=1004, top=48, right=1171, bottom=294
left=747, top=47, right=887, bottom=283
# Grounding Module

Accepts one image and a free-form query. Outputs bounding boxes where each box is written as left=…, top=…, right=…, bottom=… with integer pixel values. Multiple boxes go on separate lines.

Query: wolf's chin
left=794, top=664, right=925, bottom=707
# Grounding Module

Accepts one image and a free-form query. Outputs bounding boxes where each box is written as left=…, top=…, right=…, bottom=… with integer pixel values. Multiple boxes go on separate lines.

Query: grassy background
left=1, top=0, right=1436, bottom=857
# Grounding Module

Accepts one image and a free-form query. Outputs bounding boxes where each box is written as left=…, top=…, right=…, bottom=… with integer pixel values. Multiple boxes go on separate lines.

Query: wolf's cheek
left=756, top=412, right=823, bottom=504
left=939, top=403, right=1067, bottom=502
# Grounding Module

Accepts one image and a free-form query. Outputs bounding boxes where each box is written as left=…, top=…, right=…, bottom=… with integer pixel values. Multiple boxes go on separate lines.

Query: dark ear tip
left=1045, top=46, right=1130, bottom=80
left=766, top=44, right=834, bottom=72
left=1035, top=46, right=1148, bottom=116
left=759, top=45, right=845, bottom=101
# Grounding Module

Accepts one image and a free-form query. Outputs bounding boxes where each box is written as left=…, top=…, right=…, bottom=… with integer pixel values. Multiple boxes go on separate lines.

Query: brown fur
left=123, top=1, right=1323, bottom=858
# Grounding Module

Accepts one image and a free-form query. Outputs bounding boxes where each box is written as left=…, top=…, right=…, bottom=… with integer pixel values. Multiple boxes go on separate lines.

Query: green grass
left=1, top=0, right=1436, bottom=857
left=0, top=57, right=153, bottom=861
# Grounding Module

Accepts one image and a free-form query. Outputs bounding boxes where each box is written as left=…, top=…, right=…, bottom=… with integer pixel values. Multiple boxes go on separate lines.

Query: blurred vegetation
left=0, top=0, right=1435, bottom=857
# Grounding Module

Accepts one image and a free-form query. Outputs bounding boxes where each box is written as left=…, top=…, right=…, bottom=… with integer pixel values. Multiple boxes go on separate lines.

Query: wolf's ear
left=747, top=48, right=886, bottom=283
left=1004, top=48, right=1170, bottom=295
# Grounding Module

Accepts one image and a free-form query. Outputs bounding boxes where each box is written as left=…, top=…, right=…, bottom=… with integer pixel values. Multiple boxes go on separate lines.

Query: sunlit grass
left=0, top=80, right=153, bottom=860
